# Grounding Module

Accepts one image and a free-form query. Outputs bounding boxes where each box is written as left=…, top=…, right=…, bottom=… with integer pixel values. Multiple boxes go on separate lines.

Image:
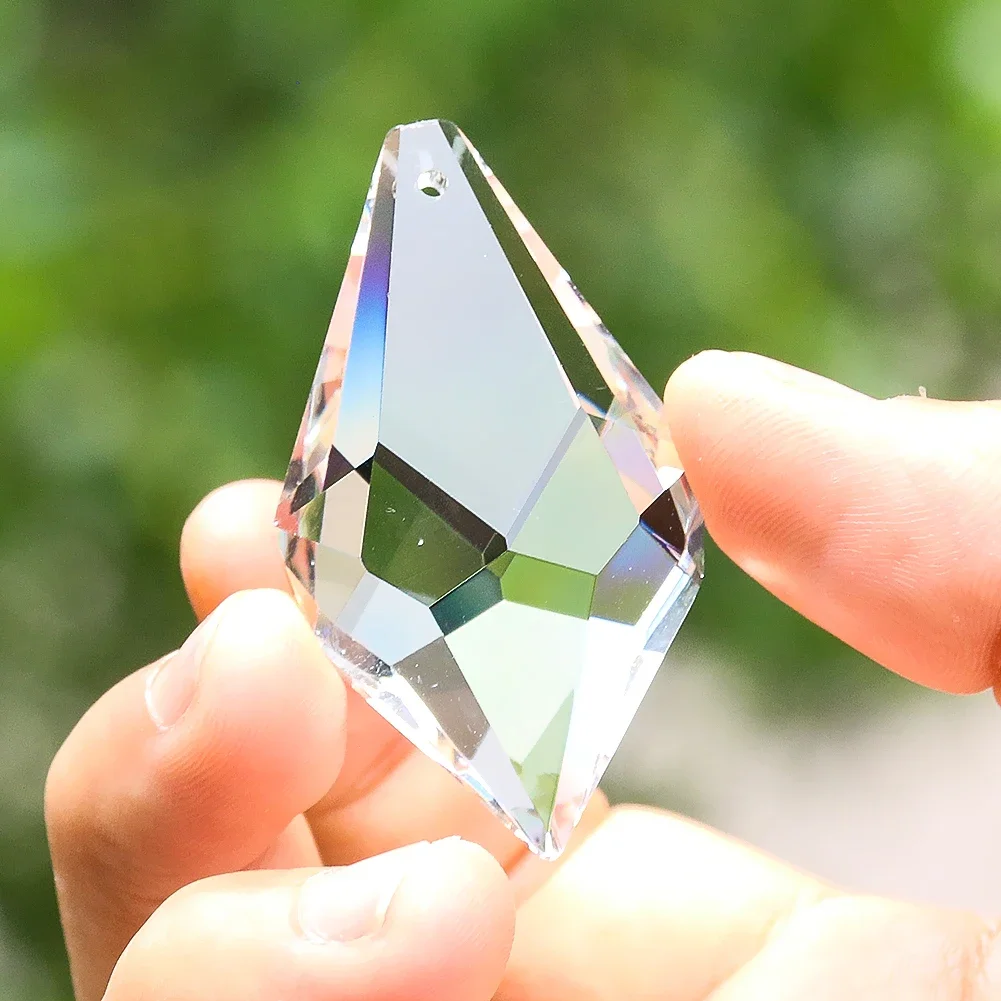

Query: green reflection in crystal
left=444, top=600, right=586, bottom=814
left=492, top=552, right=594, bottom=619
left=431, top=565, right=504, bottom=635
left=515, top=694, right=573, bottom=828
left=361, top=457, right=485, bottom=604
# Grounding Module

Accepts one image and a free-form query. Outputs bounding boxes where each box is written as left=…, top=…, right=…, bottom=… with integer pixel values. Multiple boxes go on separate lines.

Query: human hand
left=46, top=350, right=1001, bottom=1000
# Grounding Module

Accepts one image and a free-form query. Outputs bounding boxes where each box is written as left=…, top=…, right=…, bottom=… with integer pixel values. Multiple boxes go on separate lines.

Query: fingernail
left=145, top=613, right=220, bottom=730
left=297, top=842, right=432, bottom=943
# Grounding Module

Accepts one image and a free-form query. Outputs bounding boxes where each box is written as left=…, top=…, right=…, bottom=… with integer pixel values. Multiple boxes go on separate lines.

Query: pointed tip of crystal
left=388, top=118, right=461, bottom=139
left=529, top=835, right=562, bottom=862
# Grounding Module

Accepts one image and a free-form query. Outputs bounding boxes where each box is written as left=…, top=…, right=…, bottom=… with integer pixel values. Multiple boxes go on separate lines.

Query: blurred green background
left=3, top=0, right=1001, bottom=995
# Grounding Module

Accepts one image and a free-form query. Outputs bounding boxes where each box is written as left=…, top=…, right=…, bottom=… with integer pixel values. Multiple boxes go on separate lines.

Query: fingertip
left=663, top=351, right=874, bottom=544
left=195, top=587, right=347, bottom=769
left=664, top=349, right=777, bottom=408
left=663, top=351, right=862, bottom=473
left=395, top=836, right=515, bottom=920
left=662, top=350, right=729, bottom=435
left=209, top=585, right=311, bottom=652
left=385, top=838, right=515, bottom=1001
left=663, top=349, right=731, bottom=406
left=655, top=350, right=724, bottom=477
left=181, top=479, right=288, bottom=620
left=209, top=587, right=314, bottom=672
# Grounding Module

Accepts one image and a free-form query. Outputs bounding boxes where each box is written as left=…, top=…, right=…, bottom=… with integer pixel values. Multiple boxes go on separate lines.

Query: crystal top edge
left=387, top=118, right=461, bottom=138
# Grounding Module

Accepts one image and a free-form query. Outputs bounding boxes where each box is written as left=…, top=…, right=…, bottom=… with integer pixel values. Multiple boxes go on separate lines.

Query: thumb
left=103, top=839, right=515, bottom=1001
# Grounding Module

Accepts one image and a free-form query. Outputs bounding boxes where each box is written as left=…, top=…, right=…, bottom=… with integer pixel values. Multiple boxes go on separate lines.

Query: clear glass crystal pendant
left=276, top=120, right=704, bottom=859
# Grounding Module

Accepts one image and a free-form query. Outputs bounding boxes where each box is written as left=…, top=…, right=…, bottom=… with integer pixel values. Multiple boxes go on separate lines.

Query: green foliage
left=2, top=0, right=1000, bottom=994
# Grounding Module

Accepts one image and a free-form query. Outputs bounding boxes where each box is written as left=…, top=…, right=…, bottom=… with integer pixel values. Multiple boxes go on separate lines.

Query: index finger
left=180, top=478, right=294, bottom=618
left=663, top=350, right=1001, bottom=695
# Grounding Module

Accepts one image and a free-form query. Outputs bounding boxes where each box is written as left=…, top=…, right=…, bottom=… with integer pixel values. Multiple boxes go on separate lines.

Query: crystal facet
left=276, top=120, right=704, bottom=859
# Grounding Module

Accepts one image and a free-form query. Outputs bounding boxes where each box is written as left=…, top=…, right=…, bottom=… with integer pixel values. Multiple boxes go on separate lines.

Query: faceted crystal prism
left=276, top=120, right=704, bottom=859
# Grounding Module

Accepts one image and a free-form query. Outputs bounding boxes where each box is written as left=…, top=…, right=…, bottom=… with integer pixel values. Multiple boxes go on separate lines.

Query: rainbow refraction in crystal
left=276, top=120, right=704, bottom=859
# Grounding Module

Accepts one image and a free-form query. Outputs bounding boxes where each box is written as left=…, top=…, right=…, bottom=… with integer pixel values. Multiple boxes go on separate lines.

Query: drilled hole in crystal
left=416, top=169, right=447, bottom=197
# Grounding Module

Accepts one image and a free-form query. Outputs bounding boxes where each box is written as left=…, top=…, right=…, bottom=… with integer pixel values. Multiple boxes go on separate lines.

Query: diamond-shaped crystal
left=276, top=120, right=704, bottom=859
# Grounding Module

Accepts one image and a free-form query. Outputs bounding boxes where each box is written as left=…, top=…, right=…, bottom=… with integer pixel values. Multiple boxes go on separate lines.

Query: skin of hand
left=45, top=350, right=1001, bottom=1001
